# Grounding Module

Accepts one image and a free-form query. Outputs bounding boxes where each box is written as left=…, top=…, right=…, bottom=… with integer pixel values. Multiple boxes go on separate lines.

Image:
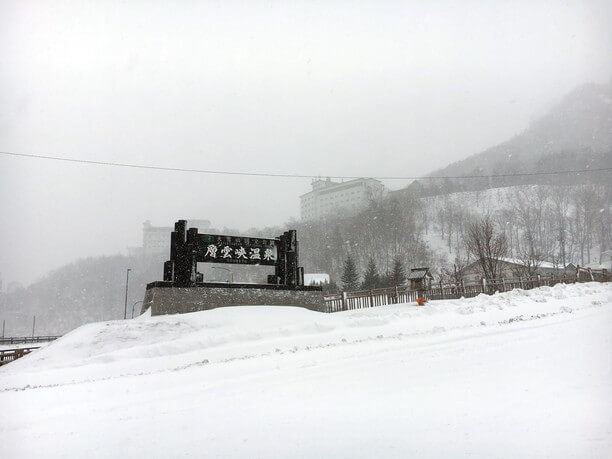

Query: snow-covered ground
left=1, top=282, right=610, bottom=458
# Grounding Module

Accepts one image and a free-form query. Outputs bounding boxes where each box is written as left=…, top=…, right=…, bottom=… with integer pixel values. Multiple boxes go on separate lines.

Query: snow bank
left=1, top=282, right=609, bottom=389
left=0, top=282, right=610, bottom=459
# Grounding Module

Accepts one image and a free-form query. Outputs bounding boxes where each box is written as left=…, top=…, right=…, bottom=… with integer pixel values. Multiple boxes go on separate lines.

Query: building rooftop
left=299, top=177, right=382, bottom=198
left=498, top=257, right=558, bottom=269
left=408, top=268, right=432, bottom=279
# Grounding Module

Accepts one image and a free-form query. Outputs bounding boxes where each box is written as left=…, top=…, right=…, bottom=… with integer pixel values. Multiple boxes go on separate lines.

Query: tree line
left=297, top=183, right=610, bottom=292
left=432, top=184, right=611, bottom=270
left=2, top=182, right=609, bottom=334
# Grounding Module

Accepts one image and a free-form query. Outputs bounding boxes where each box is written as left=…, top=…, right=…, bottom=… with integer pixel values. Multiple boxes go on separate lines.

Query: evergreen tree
left=387, top=254, right=406, bottom=287
left=378, top=272, right=389, bottom=288
left=361, top=258, right=380, bottom=290
left=322, top=279, right=340, bottom=294
left=341, top=255, right=360, bottom=291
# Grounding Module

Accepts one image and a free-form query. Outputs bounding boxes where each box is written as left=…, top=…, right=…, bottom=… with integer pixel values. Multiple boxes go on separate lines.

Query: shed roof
left=408, top=268, right=432, bottom=280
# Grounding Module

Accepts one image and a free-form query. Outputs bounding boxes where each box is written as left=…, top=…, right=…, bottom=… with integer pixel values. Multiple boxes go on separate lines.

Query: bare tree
left=465, top=215, right=509, bottom=281
left=440, top=256, right=468, bottom=284
left=512, top=247, right=548, bottom=277
left=550, top=187, right=570, bottom=268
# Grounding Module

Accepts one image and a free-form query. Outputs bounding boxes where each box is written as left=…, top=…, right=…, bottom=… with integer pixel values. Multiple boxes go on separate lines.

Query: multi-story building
left=142, top=219, right=211, bottom=254
left=300, top=178, right=385, bottom=220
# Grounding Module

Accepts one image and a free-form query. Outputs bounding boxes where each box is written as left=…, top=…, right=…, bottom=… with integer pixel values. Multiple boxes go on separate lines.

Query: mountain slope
left=425, top=82, right=612, bottom=191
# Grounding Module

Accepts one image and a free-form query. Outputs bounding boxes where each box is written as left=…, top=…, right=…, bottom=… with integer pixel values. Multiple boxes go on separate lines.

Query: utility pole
left=123, top=268, right=132, bottom=320
left=32, top=315, right=36, bottom=338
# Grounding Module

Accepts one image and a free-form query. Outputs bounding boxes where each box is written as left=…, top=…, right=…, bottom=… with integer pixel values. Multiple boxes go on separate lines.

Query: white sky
left=1, top=0, right=611, bottom=285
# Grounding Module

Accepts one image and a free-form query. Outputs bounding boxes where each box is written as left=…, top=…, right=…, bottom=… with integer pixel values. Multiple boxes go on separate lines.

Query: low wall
left=143, top=282, right=326, bottom=316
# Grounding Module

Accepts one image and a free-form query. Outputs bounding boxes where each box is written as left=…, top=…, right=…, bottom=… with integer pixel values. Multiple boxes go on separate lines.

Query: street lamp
left=123, top=268, right=132, bottom=320
left=132, top=300, right=144, bottom=319
left=212, top=266, right=233, bottom=283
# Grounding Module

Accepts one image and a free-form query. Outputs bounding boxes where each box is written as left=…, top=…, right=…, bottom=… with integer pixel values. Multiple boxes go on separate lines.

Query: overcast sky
left=1, top=0, right=611, bottom=286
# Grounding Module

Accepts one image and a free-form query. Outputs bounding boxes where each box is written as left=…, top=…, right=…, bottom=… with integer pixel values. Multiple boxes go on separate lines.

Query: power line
left=1, top=150, right=610, bottom=180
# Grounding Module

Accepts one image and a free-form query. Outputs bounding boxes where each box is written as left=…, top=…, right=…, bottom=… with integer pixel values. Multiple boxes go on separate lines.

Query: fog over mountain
left=1, top=1, right=612, bottom=288
left=425, top=81, right=612, bottom=190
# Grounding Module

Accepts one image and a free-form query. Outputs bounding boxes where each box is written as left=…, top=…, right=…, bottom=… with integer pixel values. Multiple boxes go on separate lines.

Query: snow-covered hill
left=422, top=184, right=610, bottom=268
left=427, top=82, right=612, bottom=186
left=1, top=283, right=610, bottom=458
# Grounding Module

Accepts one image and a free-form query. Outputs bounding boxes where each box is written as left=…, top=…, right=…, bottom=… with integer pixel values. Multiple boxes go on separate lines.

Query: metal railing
left=0, top=335, right=61, bottom=345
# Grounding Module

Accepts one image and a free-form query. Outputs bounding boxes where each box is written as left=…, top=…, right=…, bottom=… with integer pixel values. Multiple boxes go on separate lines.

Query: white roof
left=408, top=268, right=431, bottom=279
left=584, top=260, right=612, bottom=270
left=499, top=257, right=557, bottom=269
left=304, top=273, right=330, bottom=285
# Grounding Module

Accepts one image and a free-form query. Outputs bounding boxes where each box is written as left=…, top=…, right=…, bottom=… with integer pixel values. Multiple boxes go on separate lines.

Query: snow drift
left=2, top=282, right=609, bottom=389
left=0, top=282, right=610, bottom=459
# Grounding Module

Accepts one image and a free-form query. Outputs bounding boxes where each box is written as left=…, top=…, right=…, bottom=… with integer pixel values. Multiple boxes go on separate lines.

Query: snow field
left=1, top=282, right=609, bottom=389
left=0, top=282, right=610, bottom=458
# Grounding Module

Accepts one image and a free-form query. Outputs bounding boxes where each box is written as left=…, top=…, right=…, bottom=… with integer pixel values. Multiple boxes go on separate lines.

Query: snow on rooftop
left=408, top=268, right=431, bottom=279
left=304, top=273, right=330, bottom=285
left=499, top=257, right=559, bottom=269
left=585, top=260, right=612, bottom=271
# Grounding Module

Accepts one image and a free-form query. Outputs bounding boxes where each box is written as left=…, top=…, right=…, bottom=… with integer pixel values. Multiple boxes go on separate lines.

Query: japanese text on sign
left=196, top=234, right=278, bottom=266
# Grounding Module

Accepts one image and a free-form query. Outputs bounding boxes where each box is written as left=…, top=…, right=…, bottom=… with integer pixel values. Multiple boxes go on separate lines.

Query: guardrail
left=0, top=335, right=61, bottom=345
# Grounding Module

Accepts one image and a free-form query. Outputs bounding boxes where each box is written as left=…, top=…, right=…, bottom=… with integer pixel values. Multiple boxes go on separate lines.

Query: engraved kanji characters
left=221, top=245, right=232, bottom=258
left=204, top=241, right=275, bottom=263
left=204, top=244, right=218, bottom=258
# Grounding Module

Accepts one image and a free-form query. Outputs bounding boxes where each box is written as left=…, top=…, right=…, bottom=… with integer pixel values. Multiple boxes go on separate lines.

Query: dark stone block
left=142, top=282, right=326, bottom=315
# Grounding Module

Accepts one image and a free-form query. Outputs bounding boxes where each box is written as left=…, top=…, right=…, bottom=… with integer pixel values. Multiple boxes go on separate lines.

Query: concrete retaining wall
left=143, top=282, right=326, bottom=316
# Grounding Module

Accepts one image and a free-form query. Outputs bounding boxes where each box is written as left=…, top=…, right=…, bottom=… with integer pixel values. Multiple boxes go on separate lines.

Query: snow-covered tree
left=386, top=255, right=406, bottom=287
left=341, top=256, right=360, bottom=291
left=361, top=258, right=381, bottom=290
left=465, top=215, right=509, bottom=281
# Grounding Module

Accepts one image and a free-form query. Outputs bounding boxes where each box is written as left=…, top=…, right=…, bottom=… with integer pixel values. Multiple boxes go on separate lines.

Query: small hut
left=408, top=267, right=433, bottom=291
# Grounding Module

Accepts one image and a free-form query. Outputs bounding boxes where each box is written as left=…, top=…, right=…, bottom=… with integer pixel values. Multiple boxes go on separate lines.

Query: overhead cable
left=1, top=150, right=610, bottom=180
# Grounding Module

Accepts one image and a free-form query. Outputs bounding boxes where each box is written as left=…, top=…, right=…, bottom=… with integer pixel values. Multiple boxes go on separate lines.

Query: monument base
left=142, top=281, right=326, bottom=316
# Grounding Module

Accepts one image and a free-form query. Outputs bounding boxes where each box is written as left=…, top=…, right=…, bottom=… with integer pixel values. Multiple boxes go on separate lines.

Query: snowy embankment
left=0, top=282, right=611, bottom=458
left=0, top=343, right=47, bottom=351
left=2, top=282, right=607, bottom=388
